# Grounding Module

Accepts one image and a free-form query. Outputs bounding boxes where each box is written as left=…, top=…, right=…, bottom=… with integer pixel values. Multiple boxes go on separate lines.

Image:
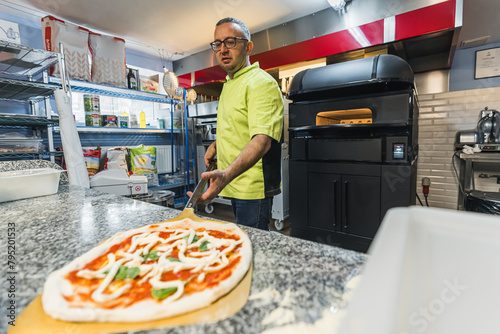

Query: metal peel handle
left=185, top=161, right=216, bottom=209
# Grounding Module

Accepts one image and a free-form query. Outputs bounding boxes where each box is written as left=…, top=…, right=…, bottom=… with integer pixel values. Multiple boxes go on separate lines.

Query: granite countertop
left=0, top=185, right=366, bottom=333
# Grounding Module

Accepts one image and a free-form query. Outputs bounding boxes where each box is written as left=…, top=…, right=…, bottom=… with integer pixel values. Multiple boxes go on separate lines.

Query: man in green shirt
left=196, top=17, right=284, bottom=230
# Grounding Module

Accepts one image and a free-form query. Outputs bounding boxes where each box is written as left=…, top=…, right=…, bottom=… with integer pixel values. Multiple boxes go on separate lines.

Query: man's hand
left=204, top=141, right=216, bottom=166
left=188, top=134, right=272, bottom=204
left=186, top=168, right=230, bottom=205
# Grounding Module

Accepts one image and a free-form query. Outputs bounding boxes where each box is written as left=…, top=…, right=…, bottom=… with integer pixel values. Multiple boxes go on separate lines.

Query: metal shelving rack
left=49, top=67, right=193, bottom=202
left=0, top=40, right=61, bottom=161
left=48, top=76, right=176, bottom=104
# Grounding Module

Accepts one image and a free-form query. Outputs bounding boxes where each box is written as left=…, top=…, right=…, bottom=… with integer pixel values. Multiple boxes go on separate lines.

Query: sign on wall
left=0, top=19, right=20, bottom=44
left=475, top=47, right=500, bottom=79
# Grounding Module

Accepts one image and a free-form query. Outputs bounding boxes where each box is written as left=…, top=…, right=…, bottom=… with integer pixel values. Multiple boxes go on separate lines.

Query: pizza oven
left=287, top=54, right=419, bottom=252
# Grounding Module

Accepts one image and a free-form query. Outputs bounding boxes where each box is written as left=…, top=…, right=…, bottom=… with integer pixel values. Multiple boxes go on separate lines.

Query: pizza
left=42, top=218, right=252, bottom=322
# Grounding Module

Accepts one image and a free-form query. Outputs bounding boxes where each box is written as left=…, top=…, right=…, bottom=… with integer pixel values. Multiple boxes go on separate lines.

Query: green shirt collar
left=226, top=62, right=260, bottom=81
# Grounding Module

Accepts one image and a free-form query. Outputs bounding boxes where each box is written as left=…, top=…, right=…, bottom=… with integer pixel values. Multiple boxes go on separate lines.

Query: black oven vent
left=287, top=55, right=414, bottom=102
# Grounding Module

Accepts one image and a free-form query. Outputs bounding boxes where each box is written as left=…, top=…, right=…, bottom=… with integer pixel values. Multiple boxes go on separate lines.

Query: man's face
left=213, top=22, right=253, bottom=78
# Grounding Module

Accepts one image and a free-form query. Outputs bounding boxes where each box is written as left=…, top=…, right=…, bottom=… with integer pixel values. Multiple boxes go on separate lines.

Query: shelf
left=458, top=152, right=500, bottom=161
left=150, top=180, right=195, bottom=191
left=53, top=126, right=180, bottom=134
left=0, top=151, right=64, bottom=159
left=0, top=40, right=59, bottom=78
left=0, top=114, right=59, bottom=127
left=0, top=77, right=60, bottom=101
left=48, top=76, right=179, bottom=104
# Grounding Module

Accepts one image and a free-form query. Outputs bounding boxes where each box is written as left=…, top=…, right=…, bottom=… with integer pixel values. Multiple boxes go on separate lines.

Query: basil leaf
left=199, top=240, right=209, bottom=251
left=141, top=250, right=159, bottom=261
left=151, top=287, right=177, bottom=300
left=167, top=257, right=180, bottom=262
left=114, top=266, right=140, bottom=280
left=184, top=234, right=199, bottom=244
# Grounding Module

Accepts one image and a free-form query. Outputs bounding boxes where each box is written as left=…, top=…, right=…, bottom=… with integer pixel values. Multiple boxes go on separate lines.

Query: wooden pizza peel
left=10, top=161, right=253, bottom=333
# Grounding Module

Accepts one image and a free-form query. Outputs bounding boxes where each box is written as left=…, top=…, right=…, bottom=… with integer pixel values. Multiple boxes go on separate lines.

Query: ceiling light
left=328, top=0, right=346, bottom=11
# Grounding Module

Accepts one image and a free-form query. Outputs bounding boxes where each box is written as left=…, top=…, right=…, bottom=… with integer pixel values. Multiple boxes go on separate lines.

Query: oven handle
left=332, top=179, right=337, bottom=227
left=343, top=180, right=349, bottom=229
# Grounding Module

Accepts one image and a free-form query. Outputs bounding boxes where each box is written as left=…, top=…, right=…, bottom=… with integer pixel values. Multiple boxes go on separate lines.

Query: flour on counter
left=248, top=288, right=281, bottom=303
left=258, top=288, right=294, bottom=326
left=259, top=275, right=362, bottom=334
left=278, top=289, right=292, bottom=307
left=262, top=307, right=296, bottom=326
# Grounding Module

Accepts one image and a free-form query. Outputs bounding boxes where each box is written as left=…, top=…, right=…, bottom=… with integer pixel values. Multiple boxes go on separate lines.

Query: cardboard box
left=140, top=76, right=159, bottom=93
left=102, top=115, right=118, bottom=127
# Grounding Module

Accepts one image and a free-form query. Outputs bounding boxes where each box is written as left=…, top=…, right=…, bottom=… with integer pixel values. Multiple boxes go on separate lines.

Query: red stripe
left=188, top=0, right=457, bottom=87
left=178, top=73, right=191, bottom=88
left=395, top=0, right=456, bottom=40
left=194, top=66, right=227, bottom=86
left=43, top=24, right=55, bottom=76
left=44, top=15, right=65, bottom=23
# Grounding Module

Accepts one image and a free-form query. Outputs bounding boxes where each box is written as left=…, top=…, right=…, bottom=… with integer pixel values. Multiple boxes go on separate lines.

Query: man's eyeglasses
left=210, top=37, right=248, bottom=51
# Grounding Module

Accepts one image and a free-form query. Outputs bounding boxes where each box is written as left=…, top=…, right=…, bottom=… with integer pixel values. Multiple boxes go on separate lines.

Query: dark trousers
left=230, top=197, right=272, bottom=231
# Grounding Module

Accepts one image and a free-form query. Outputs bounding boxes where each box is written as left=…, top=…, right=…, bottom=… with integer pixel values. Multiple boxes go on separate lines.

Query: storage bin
left=0, top=137, right=43, bottom=153
left=338, top=206, right=500, bottom=334
left=0, top=168, right=63, bottom=202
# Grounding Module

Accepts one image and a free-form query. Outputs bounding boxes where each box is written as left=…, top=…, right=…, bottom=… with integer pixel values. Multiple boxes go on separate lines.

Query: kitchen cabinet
left=290, top=161, right=382, bottom=252
left=0, top=40, right=62, bottom=161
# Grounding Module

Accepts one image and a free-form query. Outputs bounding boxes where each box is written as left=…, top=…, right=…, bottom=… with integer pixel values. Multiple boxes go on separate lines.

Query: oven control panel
left=392, top=143, right=405, bottom=160
left=386, top=137, right=409, bottom=163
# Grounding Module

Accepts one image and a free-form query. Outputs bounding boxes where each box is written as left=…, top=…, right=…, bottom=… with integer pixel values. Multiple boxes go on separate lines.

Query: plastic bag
left=41, top=16, right=91, bottom=81
left=88, top=32, right=127, bottom=88
left=129, top=145, right=158, bottom=187
left=465, top=191, right=500, bottom=215
left=105, top=147, right=129, bottom=172
left=83, top=147, right=101, bottom=179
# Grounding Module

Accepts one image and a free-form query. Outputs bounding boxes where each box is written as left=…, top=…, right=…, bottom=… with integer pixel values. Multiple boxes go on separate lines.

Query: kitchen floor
left=194, top=202, right=291, bottom=236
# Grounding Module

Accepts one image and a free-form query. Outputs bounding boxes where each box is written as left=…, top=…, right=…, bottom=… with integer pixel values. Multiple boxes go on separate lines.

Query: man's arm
left=196, top=134, right=272, bottom=204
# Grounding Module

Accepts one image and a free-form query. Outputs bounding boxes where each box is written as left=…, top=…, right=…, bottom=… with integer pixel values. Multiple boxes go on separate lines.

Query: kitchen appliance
left=162, top=67, right=179, bottom=99
left=199, top=122, right=217, bottom=143
left=287, top=54, right=418, bottom=252
left=130, top=189, right=175, bottom=207
left=455, top=107, right=500, bottom=151
left=90, top=169, right=148, bottom=196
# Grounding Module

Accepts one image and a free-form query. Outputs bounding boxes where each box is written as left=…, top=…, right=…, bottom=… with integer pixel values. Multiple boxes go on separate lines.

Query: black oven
left=287, top=55, right=418, bottom=252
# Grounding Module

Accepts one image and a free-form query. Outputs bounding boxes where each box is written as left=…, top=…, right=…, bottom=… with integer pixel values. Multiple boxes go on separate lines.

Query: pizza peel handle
left=184, top=161, right=216, bottom=210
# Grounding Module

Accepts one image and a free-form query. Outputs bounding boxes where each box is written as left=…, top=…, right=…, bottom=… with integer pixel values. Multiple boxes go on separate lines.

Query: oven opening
left=316, top=108, right=372, bottom=125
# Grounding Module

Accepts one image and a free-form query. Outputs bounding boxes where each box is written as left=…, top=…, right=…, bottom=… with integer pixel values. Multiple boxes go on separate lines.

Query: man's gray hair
left=216, top=17, right=251, bottom=41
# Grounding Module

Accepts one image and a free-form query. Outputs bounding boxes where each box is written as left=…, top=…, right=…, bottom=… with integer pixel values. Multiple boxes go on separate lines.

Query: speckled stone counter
left=0, top=185, right=366, bottom=333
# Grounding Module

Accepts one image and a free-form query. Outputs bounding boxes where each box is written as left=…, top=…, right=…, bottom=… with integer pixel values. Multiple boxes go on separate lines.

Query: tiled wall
left=416, top=86, right=500, bottom=209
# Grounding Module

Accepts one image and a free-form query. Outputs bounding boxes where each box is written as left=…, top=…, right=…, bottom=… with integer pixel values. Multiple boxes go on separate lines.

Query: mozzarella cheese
left=76, top=228, right=242, bottom=304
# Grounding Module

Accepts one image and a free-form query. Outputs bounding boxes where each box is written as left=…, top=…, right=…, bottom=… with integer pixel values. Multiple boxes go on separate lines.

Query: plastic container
left=0, top=168, right=63, bottom=202
left=338, top=207, right=500, bottom=334
left=0, top=137, right=43, bottom=153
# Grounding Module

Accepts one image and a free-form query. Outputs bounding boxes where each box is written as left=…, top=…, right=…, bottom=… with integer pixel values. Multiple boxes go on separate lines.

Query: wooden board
left=10, top=209, right=252, bottom=333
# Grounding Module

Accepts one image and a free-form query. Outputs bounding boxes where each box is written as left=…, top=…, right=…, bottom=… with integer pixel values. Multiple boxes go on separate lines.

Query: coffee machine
left=455, top=107, right=500, bottom=152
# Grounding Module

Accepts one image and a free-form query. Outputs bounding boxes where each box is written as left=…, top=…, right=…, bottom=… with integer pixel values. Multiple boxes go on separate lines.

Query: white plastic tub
left=338, top=206, right=500, bottom=334
left=0, top=168, right=63, bottom=203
